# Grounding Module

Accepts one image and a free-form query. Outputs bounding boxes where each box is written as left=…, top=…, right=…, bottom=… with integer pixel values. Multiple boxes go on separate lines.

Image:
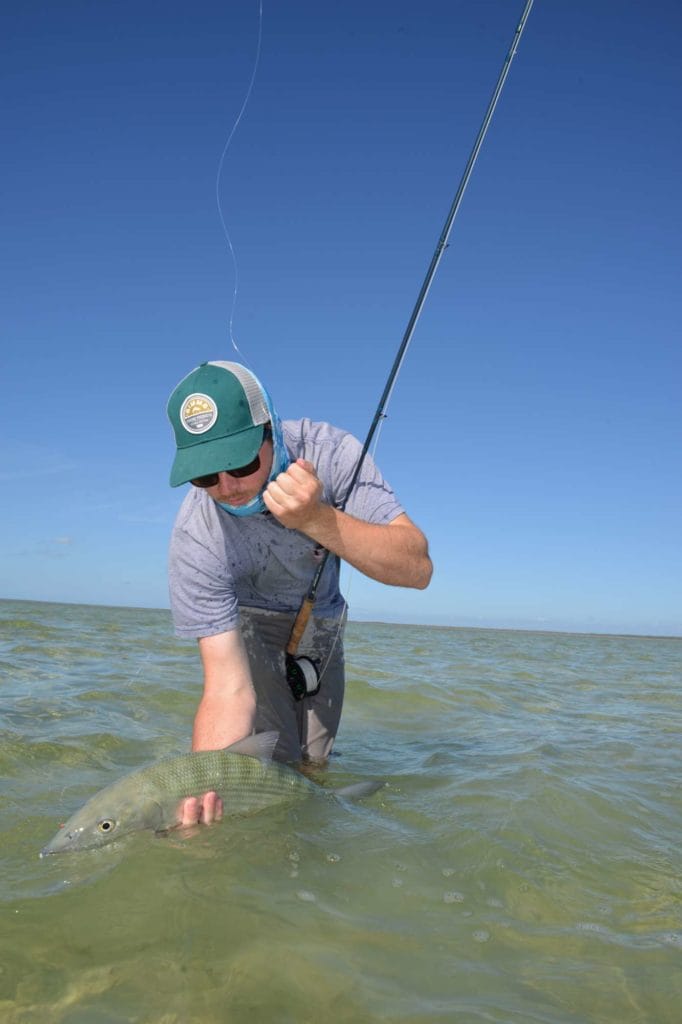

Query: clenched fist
left=263, top=458, right=325, bottom=532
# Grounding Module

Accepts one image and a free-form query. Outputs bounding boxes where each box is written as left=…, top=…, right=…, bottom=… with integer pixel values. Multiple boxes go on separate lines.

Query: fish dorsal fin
left=224, top=731, right=278, bottom=761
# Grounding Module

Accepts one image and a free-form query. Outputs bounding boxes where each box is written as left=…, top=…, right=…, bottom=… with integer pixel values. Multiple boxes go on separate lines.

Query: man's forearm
left=300, top=507, right=432, bottom=589
left=264, top=459, right=432, bottom=590
left=191, top=688, right=256, bottom=751
left=194, top=630, right=257, bottom=751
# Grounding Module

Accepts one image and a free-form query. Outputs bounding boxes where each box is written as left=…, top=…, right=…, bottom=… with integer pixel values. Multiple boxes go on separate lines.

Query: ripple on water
left=1, top=602, right=681, bottom=1023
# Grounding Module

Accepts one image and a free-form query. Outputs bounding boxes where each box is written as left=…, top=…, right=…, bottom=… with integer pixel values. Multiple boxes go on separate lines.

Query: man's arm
left=193, top=629, right=256, bottom=751
left=179, top=628, right=256, bottom=827
left=264, top=460, right=433, bottom=590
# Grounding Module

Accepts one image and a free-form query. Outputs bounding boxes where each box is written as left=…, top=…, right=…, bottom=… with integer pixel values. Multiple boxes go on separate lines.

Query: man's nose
left=214, top=471, right=236, bottom=496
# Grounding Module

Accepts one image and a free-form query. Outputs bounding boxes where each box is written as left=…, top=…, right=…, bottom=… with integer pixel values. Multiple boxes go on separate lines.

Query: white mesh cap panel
left=208, top=361, right=270, bottom=425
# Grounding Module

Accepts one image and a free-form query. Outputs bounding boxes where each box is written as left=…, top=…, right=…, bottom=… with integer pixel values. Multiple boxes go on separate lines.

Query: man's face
left=203, top=434, right=274, bottom=506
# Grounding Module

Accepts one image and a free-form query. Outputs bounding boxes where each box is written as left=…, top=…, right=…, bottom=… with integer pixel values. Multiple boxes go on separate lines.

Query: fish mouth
left=40, top=838, right=69, bottom=857
left=40, top=840, right=63, bottom=857
left=40, top=824, right=86, bottom=857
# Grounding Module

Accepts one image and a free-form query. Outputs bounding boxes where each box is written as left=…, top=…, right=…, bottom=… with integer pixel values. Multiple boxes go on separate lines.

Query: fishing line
left=285, top=0, right=535, bottom=691
left=215, top=0, right=264, bottom=367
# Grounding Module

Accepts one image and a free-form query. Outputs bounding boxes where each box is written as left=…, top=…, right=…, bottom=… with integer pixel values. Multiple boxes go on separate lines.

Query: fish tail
left=334, top=780, right=384, bottom=802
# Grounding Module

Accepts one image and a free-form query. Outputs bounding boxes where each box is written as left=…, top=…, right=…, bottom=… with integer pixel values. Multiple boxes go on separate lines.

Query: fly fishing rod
left=286, top=0, right=535, bottom=697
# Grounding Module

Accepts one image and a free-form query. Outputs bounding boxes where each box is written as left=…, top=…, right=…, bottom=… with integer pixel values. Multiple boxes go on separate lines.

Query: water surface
left=1, top=599, right=680, bottom=1022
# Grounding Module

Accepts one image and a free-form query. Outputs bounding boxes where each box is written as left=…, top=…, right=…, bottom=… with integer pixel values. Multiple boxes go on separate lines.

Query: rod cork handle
left=286, top=598, right=315, bottom=656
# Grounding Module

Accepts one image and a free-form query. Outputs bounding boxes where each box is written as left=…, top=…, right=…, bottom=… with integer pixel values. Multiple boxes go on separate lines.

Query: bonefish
left=41, top=731, right=381, bottom=855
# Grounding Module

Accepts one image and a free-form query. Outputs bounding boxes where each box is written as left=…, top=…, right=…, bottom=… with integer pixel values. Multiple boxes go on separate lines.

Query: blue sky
left=2, top=0, right=680, bottom=636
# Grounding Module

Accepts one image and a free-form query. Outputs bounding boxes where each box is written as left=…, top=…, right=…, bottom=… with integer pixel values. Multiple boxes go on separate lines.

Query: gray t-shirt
left=168, top=419, right=405, bottom=639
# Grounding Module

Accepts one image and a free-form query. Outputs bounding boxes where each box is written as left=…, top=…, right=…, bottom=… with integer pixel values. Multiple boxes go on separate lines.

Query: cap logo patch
left=180, top=393, right=218, bottom=434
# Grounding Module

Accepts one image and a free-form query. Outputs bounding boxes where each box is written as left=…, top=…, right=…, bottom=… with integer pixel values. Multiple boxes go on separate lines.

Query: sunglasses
left=190, top=426, right=271, bottom=488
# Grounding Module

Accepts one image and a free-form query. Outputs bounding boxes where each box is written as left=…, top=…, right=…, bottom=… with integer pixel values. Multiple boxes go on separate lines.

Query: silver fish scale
left=142, top=750, right=310, bottom=815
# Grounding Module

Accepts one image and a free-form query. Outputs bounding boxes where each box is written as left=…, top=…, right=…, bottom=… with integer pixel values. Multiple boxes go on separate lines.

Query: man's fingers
left=277, top=461, right=318, bottom=490
left=291, top=458, right=316, bottom=476
left=266, top=463, right=320, bottom=506
left=200, top=791, right=220, bottom=824
left=181, top=796, right=200, bottom=827
left=179, top=792, right=223, bottom=827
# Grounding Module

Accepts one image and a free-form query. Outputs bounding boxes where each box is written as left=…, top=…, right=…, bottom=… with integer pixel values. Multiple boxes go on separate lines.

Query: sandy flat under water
left=0, top=598, right=680, bottom=1023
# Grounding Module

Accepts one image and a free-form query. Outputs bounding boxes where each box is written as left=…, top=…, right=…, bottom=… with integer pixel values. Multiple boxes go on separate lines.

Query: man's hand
left=179, top=791, right=223, bottom=827
left=263, top=458, right=325, bottom=531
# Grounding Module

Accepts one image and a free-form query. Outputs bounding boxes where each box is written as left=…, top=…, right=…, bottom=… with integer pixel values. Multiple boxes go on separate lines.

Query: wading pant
left=239, top=606, right=346, bottom=766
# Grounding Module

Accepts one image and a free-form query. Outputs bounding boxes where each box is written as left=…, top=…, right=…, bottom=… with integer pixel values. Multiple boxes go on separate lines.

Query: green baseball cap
left=167, top=361, right=270, bottom=487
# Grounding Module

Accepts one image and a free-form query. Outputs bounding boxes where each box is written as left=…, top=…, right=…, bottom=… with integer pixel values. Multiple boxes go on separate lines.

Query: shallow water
left=1, top=598, right=680, bottom=1023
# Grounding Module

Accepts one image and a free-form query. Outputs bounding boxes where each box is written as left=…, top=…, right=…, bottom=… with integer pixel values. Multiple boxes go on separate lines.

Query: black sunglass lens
left=227, top=454, right=261, bottom=478
left=191, top=473, right=219, bottom=488
left=190, top=452, right=261, bottom=487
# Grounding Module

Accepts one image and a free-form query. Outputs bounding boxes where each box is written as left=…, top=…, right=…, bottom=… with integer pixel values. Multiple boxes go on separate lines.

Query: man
left=167, top=360, right=432, bottom=823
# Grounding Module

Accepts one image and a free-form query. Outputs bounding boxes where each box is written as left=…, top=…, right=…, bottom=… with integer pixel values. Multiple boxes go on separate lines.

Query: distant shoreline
left=2, top=595, right=679, bottom=642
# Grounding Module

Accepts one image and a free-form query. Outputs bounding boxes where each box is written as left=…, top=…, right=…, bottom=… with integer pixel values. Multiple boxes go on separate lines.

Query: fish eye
left=97, top=818, right=116, bottom=834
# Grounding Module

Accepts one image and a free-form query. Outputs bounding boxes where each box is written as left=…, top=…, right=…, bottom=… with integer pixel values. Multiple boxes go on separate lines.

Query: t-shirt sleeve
left=329, top=432, right=405, bottom=524
left=168, top=523, right=240, bottom=639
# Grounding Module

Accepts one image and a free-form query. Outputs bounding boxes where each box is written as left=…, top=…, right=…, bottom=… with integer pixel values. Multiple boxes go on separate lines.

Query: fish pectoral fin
left=224, top=731, right=279, bottom=762
left=334, top=780, right=384, bottom=802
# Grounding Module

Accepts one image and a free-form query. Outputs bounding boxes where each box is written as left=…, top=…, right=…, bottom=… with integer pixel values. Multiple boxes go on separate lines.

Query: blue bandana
left=217, top=381, right=291, bottom=518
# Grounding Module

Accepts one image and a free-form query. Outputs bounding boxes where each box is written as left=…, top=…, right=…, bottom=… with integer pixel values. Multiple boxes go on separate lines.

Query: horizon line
left=1, top=595, right=679, bottom=642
